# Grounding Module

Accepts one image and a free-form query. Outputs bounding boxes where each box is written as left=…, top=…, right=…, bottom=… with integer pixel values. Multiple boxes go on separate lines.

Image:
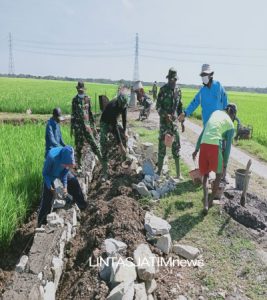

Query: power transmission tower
left=133, top=33, right=139, bottom=81
left=8, top=32, right=15, bottom=75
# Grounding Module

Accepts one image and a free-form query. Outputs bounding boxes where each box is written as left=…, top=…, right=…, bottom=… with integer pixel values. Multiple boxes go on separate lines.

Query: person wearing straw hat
left=178, top=64, right=228, bottom=126
left=45, top=107, right=66, bottom=157
left=192, top=104, right=237, bottom=214
left=156, top=67, right=184, bottom=179
left=71, top=81, right=102, bottom=168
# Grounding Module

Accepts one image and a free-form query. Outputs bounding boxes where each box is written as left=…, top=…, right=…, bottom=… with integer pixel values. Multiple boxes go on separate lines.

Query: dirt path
left=128, top=108, right=267, bottom=198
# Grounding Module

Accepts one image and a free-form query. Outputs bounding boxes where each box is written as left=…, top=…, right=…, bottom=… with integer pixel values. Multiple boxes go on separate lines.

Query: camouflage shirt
left=156, top=84, right=183, bottom=124
left=71, top=94, right=95, bottom=133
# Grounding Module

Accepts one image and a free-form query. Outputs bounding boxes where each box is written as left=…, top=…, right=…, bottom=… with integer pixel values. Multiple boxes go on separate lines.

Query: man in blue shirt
left=45, top=108, right=66, bottom=157
left=178, top=64, right=228, bottom=126
left=38, top=146, right=87, bottom=227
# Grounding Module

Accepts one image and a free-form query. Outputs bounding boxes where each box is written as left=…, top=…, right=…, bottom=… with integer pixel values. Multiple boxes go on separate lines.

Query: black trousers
left=38, top=172, right=87, bottom=226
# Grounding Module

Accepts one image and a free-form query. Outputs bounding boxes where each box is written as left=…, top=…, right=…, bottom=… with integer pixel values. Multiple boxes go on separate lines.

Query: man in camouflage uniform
left=156, top=68, right=184, bottom=179
left=100, top=89, right=129, bottom=179
left=71, top=81, right=102, bottom=168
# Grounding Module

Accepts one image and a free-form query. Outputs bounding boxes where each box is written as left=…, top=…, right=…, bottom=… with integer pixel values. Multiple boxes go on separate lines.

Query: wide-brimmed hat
left=76, top=81, right=86, bottom=91
left=53, top=107, right=64, bottom=121
left=166, top=67, right=178, bottom=80
left=200, top=64, right=214, bottom=76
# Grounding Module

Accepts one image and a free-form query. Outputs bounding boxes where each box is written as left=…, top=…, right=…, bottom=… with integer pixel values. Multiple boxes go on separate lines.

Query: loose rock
left=155, top=234, right=172, bottom=254
left=173, top=244, right=200, bottom=260
left=133, top=243, right=157, bottom=281
left=145, top=212, right=171, bottom=236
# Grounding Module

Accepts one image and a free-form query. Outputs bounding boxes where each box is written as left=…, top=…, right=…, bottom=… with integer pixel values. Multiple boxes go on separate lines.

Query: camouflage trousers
left=99, top=122, right=126, bottom=175
left=99, top=122, right=110, bottom=175
left=74, top=125, right=102, bottom=167
left=158, top=123, right=181, bottom=170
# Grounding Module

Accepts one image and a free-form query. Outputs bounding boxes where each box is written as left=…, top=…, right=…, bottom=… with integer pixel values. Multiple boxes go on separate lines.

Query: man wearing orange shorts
left=192, top=104, right=237, bottom=213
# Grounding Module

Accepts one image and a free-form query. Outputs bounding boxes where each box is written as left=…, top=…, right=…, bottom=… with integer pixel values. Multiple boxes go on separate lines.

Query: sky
left=0, top=0, right=267, bottom=87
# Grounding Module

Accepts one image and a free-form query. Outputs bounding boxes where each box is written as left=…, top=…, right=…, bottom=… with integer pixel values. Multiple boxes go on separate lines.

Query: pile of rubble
left=99, top=211, right=201, bottom=300
left=126, top=132, right=180, bottom=200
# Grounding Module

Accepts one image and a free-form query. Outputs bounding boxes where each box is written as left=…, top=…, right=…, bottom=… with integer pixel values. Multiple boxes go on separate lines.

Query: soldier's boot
left=157, top=156, right=164, bottom=176
left=174, top=157, right=183, bottom=180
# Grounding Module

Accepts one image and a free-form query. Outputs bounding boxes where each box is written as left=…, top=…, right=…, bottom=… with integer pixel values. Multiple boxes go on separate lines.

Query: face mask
left=202, top=76, right=210, bottom=85
left=78, top=94, right=85, bottom=98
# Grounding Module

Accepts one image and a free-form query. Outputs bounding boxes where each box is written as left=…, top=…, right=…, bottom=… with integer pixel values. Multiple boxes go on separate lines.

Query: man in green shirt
left=192, top=104, right=237, bottom=213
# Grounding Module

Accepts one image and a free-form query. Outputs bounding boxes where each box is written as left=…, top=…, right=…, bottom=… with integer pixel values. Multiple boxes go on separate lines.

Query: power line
left=14, top=43, right=133, bottom=53
left=140, top=47, right=267, bottom=59
left=15, top=38, right=133, bottom=46
left=142, top=40, right=267, bottom=53
left=13, top=48, right=132, bottom=58
left=140, top=54, right=267, bottom=68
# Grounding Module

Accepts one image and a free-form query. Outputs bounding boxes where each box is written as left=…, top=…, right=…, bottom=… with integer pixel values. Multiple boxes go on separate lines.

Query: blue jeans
left=38, top=172, right=87, bottom=226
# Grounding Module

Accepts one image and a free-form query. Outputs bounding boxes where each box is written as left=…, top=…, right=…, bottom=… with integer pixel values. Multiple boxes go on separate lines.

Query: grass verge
left=131, top=121, right=267, bottom=299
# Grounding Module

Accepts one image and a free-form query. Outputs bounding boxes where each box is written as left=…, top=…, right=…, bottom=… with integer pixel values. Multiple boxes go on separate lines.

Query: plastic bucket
left=210, top=181, right=226, bottom=199
left=164, top=134, right=174, bottom=147
left=189, top=168, right=202, bottom=184
left=235, top=169, right=251, bottom=190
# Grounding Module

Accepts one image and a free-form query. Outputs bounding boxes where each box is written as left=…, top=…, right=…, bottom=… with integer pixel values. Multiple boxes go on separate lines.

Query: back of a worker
left=193, top=105, right=237, bottom=214
left=197, top=109, right=235, bottom=175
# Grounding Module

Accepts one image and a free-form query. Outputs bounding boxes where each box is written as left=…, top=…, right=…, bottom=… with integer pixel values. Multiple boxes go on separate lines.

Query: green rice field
left=0, top=123, right=72, bottom=248
left=0, top=78, right=118, bottom=114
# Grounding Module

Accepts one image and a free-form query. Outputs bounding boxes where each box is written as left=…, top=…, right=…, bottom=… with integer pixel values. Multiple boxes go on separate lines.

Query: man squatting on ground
left=156, top=67, right=184, bottom=179
left=100, top=89, right=129, bottom=179
left=38, top=145, right=87, bottom=227
left=192, top=104, right=237, bottom=214
left=71, top=81, right=102, bottom=168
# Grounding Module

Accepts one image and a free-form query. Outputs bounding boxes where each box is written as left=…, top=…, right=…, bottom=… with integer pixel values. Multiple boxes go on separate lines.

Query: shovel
left=240, top=159, right=252, bottom=207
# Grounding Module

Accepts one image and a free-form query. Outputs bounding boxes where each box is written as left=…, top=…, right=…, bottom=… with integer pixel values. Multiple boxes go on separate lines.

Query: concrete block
left=144, top=212, right=171, bottom=236
left=132, top=182, right=151, bottom=197
left=173, top=244, right=200, bottom=260
left=155, top=234, right=172, bottom=254
left=52, top=256, right=63, bottom=290
left=103, top=238, right=127, bottom=257
left=145, top=279, right=157, bottom=294
left=134, top=283, right=147, bottom=300
left=110, top=258, right=137, bottom=284
left=15, top=255, right=28, bottom=273
left=106, top=280, right=134, bottom=300
left=133, top=244, right=157, bottom=281
left=44, top=281, right=55, bottom=300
